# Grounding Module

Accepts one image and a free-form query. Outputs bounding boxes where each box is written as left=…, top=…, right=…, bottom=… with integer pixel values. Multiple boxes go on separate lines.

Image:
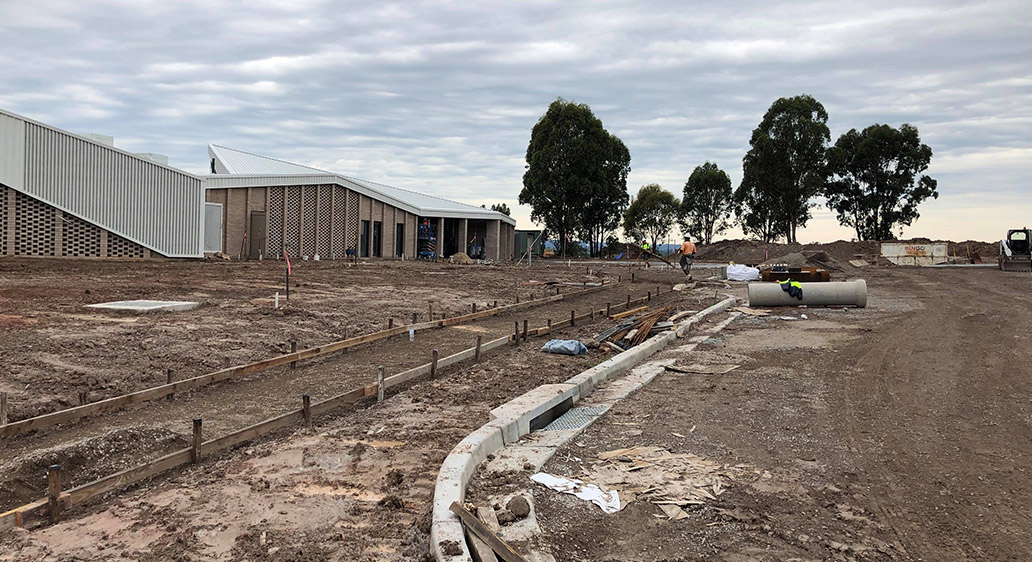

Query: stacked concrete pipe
left=748, top=279, right=867, bottom=308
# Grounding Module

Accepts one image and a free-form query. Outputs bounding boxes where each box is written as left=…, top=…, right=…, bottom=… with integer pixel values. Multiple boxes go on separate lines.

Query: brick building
left=203, top=145, right=515, bottom=261
left=0, top=108, right=515, bottom=261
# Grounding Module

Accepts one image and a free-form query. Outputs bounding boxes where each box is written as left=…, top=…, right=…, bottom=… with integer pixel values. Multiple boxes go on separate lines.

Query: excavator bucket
left=999, top=256, right=1032, bottom=272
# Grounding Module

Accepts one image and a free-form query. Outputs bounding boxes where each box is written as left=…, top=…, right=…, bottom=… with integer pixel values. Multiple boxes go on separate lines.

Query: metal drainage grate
left=540, top=406, right=609, bottom=431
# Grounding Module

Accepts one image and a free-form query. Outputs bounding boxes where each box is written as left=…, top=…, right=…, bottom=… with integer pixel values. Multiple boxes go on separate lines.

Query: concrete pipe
left=748, top=279, right=867, bottom=308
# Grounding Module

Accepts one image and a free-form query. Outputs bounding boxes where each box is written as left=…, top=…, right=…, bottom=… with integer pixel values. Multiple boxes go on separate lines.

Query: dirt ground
left=4, top=251, right=1025, bottom=562
left=478, top=265, right=1032, bottom=561
left=0, top=256, right=714, bottom=556
left=0, top=258, right=691, bottom=511
left=0, top=258, right=635, bottom=422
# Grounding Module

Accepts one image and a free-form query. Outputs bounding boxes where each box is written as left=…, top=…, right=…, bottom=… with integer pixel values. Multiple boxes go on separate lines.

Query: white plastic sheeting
left=531, top=472, right=621, bottom=513
left=726, top=264, right=761, bottom=281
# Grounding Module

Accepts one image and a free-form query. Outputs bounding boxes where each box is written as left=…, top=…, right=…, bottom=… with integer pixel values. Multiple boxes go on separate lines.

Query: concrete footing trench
left=430, top=296, right=738, bottom=561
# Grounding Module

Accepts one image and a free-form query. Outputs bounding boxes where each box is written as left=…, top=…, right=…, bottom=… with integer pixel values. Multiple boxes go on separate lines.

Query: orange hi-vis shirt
left=679, top=241, right=697, bottom=254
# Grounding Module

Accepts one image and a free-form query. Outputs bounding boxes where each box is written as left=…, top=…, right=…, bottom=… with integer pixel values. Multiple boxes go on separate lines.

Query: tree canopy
left=520, top=98, right=630, bottom=257
left=623, top=184, right=680, bottom=250
left=680, top=162, right=733, bottom=244
left=577, top=133, right=631, bottom=256
left=825, top=123, right=937, bottom=240
left=488, top=203, right=511, bottom=216
left=736, top=94, right=831, bottom=243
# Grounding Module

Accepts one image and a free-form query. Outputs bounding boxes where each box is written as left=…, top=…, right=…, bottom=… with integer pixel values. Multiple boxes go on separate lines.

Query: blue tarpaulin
left=540, top=339, right=588, bottom=355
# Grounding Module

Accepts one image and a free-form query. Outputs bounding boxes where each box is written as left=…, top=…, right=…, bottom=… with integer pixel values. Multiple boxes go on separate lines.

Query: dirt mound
left=760, top=250, right=857, bottom=272
left=449, top=252, right=473, bottom=264
left=0, top=426, right=188, bottom=511
left=948, top=240, right=998, bottom=262
left=699, top=239, right=877, bottom=266
left=698, top=238, right=1003, bottom=266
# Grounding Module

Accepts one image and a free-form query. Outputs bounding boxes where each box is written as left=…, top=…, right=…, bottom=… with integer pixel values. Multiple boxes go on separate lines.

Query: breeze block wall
left=1, top=185, right=150, bottom=258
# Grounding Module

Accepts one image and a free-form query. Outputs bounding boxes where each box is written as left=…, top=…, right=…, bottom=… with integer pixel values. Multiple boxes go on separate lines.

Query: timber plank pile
left=595, top=306, right=675, bottom=351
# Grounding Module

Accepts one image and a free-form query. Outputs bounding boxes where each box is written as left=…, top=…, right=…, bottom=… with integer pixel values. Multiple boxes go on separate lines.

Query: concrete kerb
left=430, top=295, right=738, bottom=561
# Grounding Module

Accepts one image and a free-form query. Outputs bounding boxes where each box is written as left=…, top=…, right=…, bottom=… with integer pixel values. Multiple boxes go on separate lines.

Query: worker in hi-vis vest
left=674, top=235, right=697, bottom=279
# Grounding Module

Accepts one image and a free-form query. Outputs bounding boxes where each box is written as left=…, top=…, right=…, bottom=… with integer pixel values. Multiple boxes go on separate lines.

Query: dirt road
left=521, top=266, right=1032, bottom=561
left=833, top=268, right=1032, bottom=560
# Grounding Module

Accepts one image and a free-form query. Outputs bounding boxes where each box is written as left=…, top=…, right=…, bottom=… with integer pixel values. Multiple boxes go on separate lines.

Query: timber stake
left=192, top=419, right=202, bottom=464
left=47, top=464, right=62, bottom=524
left=377, top=366, right=385, bottom=402
left=475, top=336, right=483, bottom=361
left=290, top=340, right=297, bottom=369
left=166, top=369, right=174, bottom=401
left=431, top=349, right=439, bottom=378
left=303, top=394, right=311, bottom=426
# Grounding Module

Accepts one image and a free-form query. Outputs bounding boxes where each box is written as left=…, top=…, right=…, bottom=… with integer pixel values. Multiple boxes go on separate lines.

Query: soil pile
left=697, top=238, right=997, bottom=265
left=759, top=250, right=857, bottom=272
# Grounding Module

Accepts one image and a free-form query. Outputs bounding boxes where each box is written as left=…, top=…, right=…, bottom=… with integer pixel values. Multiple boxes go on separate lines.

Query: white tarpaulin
left=726, top=264, right=761, bottom=281
left=531, top=472, right=621, bottom=513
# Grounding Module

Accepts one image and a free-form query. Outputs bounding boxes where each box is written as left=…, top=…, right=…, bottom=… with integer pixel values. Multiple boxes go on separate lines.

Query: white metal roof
left=208, top=144, right=330, bottom=175
left=205, top=144, right=516, bottom=225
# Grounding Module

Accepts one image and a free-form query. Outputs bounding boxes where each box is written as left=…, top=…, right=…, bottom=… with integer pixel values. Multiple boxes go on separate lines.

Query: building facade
left=0, top=108, right=515, bottom=261
left=0, top=108, right=204, bottom=258
left=203, top=146, right=515, bottom=261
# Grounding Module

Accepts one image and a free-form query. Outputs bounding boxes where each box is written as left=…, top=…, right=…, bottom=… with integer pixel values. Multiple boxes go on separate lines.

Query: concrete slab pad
left=85, top=300, right=199, bottom=313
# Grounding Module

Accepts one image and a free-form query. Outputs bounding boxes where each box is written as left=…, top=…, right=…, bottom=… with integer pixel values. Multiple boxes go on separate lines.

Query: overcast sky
left=1, top=0, right=1029, bottom=243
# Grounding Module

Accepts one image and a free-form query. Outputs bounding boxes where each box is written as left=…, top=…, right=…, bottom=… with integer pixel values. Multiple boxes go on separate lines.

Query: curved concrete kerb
left=430, top=296, right=738, bottom=561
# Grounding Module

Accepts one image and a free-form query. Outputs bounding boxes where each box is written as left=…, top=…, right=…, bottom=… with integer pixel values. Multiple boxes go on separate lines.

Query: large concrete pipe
left=748, top=279, right=867, bottom=308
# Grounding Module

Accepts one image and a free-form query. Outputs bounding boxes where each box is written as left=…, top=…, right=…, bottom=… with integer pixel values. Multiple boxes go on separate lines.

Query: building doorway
left=360, top=220, right=370, bottom=258
left=248, top=211, right=266, bottom=259
left=372, top=221, right=382, bottom=257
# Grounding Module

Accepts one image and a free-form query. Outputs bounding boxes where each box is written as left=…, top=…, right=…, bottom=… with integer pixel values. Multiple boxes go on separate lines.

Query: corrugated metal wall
left=18, top=121, right=204, bottom=257
left=0, top=113, right=26, bottom=191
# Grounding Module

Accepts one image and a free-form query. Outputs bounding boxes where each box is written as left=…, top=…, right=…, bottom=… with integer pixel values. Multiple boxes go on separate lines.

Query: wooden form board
left=0, top=310, right=569, bottom=531
left=530, top=291, right=655, bottom=336
left=0, top=282, right=617, bottom=439
left=450, top=502, right=528, bottom=562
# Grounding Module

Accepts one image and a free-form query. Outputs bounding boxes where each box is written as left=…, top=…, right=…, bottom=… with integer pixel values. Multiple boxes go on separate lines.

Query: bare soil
left=514, top=266, right=1032, bottom=561
left=0, top=257, right=713, bottom=561
left=0, top=258, right=630, bottom=422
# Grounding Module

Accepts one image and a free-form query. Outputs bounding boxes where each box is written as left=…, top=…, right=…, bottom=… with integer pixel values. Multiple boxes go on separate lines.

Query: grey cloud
left=0, top=0, right=1028, bottom=240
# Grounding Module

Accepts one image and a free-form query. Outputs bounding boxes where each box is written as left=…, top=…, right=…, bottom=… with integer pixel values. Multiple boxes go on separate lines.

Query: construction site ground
left=2, top=254, right=1027, bottom=561
left=468, top=265, right=1032, bottom=561
left=0, top=257, right=708, bottom=560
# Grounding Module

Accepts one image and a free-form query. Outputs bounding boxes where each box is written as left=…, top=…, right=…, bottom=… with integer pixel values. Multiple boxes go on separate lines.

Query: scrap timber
left=595, top=305, right=675, bottom=350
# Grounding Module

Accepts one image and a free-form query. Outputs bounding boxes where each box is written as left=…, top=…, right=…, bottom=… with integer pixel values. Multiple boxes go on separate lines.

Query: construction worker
left=674, top=235, right=697, bottom=279
left=640, top=240, right=651, bottom=266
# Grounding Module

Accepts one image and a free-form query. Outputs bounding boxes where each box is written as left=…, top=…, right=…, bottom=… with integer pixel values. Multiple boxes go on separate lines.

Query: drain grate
left=540, top=406, right=608, bottom=431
